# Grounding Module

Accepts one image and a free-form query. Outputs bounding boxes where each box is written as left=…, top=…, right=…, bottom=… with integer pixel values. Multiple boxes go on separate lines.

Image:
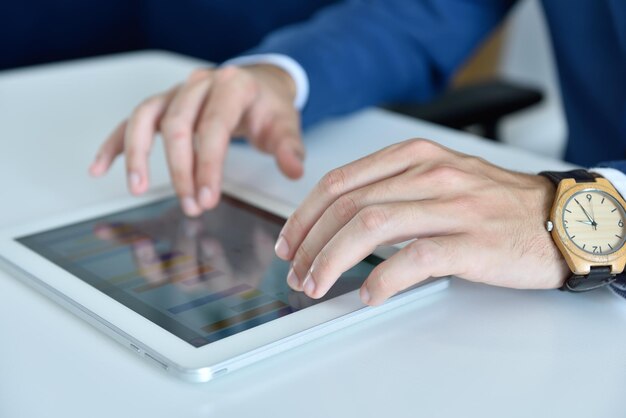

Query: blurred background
left=1, top=0, right=566, bottom=160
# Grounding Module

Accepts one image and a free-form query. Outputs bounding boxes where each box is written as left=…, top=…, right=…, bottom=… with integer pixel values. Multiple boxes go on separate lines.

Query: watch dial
left=563, top=190, right=626, bottom=254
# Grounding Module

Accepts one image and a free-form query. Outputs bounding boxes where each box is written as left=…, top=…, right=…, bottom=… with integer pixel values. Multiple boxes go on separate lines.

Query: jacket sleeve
left=245, top=0, right=517, bottom=127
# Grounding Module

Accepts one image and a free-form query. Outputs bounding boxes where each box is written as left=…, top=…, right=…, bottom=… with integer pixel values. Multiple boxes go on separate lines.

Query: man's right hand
left=89, top=64, right=305, bottom=216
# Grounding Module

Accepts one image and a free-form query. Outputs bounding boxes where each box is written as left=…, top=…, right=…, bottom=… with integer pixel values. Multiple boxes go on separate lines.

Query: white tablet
left=0, top=182, right=448, bottom=383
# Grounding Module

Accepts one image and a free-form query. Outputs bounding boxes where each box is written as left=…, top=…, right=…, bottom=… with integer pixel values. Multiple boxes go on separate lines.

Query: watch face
left=562, top=190, right=626, bottom=255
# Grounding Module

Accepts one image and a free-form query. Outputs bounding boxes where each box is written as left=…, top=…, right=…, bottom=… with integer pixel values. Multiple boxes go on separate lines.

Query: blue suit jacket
left=248, top=0, right=626, bottom=168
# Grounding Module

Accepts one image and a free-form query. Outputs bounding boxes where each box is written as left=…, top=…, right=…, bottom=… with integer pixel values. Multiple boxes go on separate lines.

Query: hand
left=89, top=64, right=305, bottom=216
left=273, top=139, right=570, bottom=306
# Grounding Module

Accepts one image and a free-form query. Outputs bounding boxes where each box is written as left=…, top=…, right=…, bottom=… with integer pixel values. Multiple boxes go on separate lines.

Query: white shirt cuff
left=589, top=167, right=626, bottom=199
left=222, top=53, right=309, bottom=111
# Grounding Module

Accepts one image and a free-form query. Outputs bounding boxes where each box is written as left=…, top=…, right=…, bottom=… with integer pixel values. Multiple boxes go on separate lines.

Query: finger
left=160, top=70, right=213, bottom=216
left=124, top=90, right=176, bottom=196
left=287, top=166, right=465, bottom=290
left=299, top=201, right=462, bottom=298
left=90, top=120, right=127, bottom=177
left=249, top=109, right=305, bottom=180
left=361, top=235, right=468, bottom=306
left=275, top=139, right=453, bottom=261
left=195, top=66, right=258, bottom=210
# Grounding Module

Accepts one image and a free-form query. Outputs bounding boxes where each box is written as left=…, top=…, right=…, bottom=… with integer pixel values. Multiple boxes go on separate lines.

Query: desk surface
left=0, top=51, right=623, bottom=418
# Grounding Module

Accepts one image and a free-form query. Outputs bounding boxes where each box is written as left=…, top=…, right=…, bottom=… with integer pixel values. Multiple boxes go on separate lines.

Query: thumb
left=251, top=109, right=305, bottom=179
left=275, top=135, right=305, bottom=179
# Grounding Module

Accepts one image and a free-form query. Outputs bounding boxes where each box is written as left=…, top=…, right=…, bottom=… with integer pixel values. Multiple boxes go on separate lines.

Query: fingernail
left=182, top=196, right=201, bottom=216
left=198, top=186, right=213, bottom=208
left=129, top=172, right=141, bottom=190
left=303, top=270, right=315, bottom=296
left=360, top=287, right=371, bottom=305
left=89, top=156, right=102, bottom=175
left=89, top=162, right=101, bottom=176
left=286, top=267, right=299, bottom=289
left=274, top=235, right=290, bottom=259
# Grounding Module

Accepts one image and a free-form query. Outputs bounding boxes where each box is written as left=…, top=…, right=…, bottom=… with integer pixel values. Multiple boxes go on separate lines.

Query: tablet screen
left=17, top=195, right=379, bottom=348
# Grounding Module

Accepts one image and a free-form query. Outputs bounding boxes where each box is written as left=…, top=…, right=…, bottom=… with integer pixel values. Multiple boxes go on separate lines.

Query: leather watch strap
left=564, top=266, right=616, bottom=292
left=538, top=169, right=597, bottom=185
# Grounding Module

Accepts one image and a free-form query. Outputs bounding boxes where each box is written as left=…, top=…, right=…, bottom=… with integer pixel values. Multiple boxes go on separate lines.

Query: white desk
left=0, top=51, right=623, bottom=418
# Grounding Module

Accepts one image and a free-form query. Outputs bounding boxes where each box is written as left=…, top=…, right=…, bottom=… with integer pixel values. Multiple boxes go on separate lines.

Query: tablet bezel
left=0, top=181, right=448, bottom=381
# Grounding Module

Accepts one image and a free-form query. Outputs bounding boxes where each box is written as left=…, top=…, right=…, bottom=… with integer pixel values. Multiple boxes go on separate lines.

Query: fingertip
left=274, top=234, right=290, bottom=260
left=89, top=158, right=108, bottom=177
left=89, top=164, right=102, bottom=177
left=181, top=196, right=203, bottom=217
left=286, top=266, right=301, bottom=291
left=127, top=171, right=148, bottom=196
left=197, top=185, right=221, bottom=210
left=276, top=145, right=305, bottom=179
left=360, top=286, right=373, bottom=305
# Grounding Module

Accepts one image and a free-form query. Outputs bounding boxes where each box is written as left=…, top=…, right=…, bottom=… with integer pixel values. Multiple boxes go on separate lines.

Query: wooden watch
left=540, top=169, right=626, bottom=291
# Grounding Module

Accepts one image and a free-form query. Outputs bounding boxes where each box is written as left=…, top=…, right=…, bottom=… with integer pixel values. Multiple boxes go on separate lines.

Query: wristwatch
left=540, top=169, right=626, bottom=291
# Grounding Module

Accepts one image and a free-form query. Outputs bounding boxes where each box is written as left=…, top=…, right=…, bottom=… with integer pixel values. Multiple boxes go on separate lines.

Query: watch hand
left=588, top=198, right=598, bottom=230
left=576, top=200, right=596, bottom=226
left=576, top=220, right=594, bottom=225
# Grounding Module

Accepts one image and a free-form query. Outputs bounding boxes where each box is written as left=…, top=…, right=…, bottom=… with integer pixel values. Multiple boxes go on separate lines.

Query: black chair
left=385, top=79, right=543, bottom=141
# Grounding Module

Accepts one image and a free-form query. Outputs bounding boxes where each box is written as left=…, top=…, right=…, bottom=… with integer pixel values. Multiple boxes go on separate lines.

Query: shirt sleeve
left=590, top=164, right=626, bottom=299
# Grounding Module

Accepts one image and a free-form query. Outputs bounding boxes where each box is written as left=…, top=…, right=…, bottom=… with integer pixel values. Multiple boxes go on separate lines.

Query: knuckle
left=331, top=194, right=359, bottom=223
left=406, top=240, right=436, bottom=267
left=133, top=96, right=159, bottom=118
left=425, top=165, right=466, bottom=182
left=215, top=66, right=258, bottom=97
left=356, top=206, right=389, bottom=233
left=320, top=168, right=348, bottom=197
left=372, top=269, right=396, bottom=295
left=161, top=117, right=192, bottom=142
left=197, top=114, right=227, bottom=135
left=376, top=272, right=396, bottom=296
left=215, top=65, right=241, bottom=82
left=187, top=68, right=211, bottom=83
left=402, top=138, right=441, bottom=156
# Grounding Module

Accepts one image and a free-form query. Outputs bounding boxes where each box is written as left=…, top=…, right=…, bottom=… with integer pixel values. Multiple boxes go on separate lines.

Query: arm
left=248, top=0, right=517, bottom=126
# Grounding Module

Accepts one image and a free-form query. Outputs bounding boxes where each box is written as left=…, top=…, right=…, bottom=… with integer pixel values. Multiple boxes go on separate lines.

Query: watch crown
left=546, top=221, right=554, bottom=232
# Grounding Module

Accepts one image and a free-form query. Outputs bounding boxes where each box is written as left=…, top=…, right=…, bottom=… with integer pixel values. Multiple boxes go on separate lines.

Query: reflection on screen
left=17, top=196, right=378, bottom=348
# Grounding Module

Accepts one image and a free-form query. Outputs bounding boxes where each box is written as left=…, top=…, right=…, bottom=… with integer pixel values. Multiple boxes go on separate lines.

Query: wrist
left=221, top=54, right=308, bottom=109
left=246, top=64, right=297, bottom=105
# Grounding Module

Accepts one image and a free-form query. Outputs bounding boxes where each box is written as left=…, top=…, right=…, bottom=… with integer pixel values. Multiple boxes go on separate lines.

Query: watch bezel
left=550, top=178, right=626, bottom=275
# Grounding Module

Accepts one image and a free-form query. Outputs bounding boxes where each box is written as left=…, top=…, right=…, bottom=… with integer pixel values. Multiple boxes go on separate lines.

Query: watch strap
left=539, top=169, right=597, bottom=186
left=563, top=266, right=616, bottom=292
